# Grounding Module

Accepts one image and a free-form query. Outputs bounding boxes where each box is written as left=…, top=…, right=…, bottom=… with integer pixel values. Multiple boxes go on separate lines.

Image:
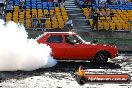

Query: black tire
left=76, top=76, right=87, bottom=85
left=94, top=52, right=108, bottom=64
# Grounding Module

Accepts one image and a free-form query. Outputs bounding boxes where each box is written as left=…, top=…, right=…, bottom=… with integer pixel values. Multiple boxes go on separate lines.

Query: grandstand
left=5, top=0, right=69, bottom=30
left=81, top=0, right=132, bottom=31
left=4, top=0, right=132, bottom=31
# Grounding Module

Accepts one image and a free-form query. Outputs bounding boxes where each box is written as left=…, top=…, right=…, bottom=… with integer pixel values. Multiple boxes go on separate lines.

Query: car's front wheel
left=94, top=52, right=108, bottom=64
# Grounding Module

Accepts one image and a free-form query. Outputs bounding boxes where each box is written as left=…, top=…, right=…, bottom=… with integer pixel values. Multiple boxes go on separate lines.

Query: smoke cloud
left=0, top=19, right=57, bottom=71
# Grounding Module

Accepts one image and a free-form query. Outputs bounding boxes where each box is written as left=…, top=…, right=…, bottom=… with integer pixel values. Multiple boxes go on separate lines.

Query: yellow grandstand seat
left=45, top=18, right=51, bottom=21
left=63, top=16, right=68, bottom=22
left=98, top=21, right=103, bottom=30
left=44, top=9, right=49, bottom=15
left=13, top=12, right=18, bottom=15
left=111, top=9, right=117, bottom=14
left=19, top=15, right=24, bottom=19
left=117, top=16, right=122, bottom=20
left=26, top=19, right=31, bottom=28
left=38, top=9, right=42, bottom=12
left=52, top=17, right=57, bottom=21
left=50, top=10, right=54, bottom=13
left=61, top=7, right=66, bottom=12
left=128, top=10, right=132, bottom=13
left=122, top=17, right=128, bottom=22
left=13, top=16, right=18, bottom=20
left=55, top=7, right=60, bottom=12
left=106, top=16, right=110, bottom=20
left=26, top=24, right=30, bottom=29
left=19, top=19, right=24, bottom=24
left=116, top=23, right=122, bottom=30
left=26, top=9, right=30, bottom=11
left=26, top=10, right=30, bottom=12
left=128, top=17, right=132, bottom=21
left=106, top=8, right=110, bottom=11
left=58, top=18, right=63, bottom=23
left=62, top=12, right=67, bottom=16
left=38, top=10, right=43, bottom=18
left=45, top=22, right=51, bottom=28
left=19, top=12, right=24, bottom=14
left=120, top=20, right=125, bottom=23
left=55, top=7, right=59, bottom=10
left=26, top=19, right=31, bottom=22
left=114, top=13, right=120, bottom=17
left=122, top=10, right=127, bottom=13
left=130, top=24, right=132, bottom=30
left=52, top=22, right=58, bottom=29
left=100, top=17, right=105, bottom=20
left=113, top=20, right=120, bottom=23
left=56, top=12, right=61, bottom=16
left=83, top=8, right=88, bottom=13
left=112, top=17, right=117, bottom=20
left=6, top=16, right=11, bottom=22
left=122, top=23, right=129, bottom=30
left=56, top=15, right=62, bottom=19
left=117, top=10, right=122, bottom=13
left=14, top=19, right=18, bottom=23
left=103, top=21, right=109, bottom=30
left=32, top=9, right=37, bottom=16
left=7, top=13, right=12, bottom=16
left=82, top=8, right=87, bottom=11
left=14, top=6, right=19, bottom=11
left=84, top=12, right=90, bottom=19
left=58, top=22, right=64, bottom=29
left=49, top=10, right=54, bottom=16
left=109, top=22, right=115, bottom=30
left=26, top=15, right=31, bottom=19
left=26, top=12, right=30, bottom=16
left=32, top=9, right=37, bottom=12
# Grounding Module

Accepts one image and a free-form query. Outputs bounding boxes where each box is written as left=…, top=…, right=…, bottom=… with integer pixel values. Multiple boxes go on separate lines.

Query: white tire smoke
left=0, top=19, right=57, bottom=71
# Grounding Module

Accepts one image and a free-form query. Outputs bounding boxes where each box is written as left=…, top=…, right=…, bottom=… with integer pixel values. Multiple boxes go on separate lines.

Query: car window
left=68, top=35, right=77, bottom=41
left=64, top=35, right=81, bottom=44
left=47, top=35, right=63, bottom=43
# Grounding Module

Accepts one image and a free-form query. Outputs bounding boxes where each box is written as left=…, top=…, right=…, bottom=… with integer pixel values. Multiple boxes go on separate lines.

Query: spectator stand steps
left=64, top=0, right=91, bottom=32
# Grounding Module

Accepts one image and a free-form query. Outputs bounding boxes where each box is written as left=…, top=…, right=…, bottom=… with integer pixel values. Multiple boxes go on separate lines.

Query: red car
left=37, top=32, right=118, bottom=63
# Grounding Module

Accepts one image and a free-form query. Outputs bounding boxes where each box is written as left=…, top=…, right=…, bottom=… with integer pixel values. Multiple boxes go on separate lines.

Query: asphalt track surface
left=0, top=55, right=132, bottom=88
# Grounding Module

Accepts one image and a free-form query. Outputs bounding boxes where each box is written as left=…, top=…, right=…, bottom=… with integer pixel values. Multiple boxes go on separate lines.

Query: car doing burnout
left=37, top=32, right=118, bottom=63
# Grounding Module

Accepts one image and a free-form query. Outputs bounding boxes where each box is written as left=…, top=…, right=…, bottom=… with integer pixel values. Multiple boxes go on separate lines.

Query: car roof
left=44, top=32, right=76, bottom=35
left=36, top=32, right=76, bottom=40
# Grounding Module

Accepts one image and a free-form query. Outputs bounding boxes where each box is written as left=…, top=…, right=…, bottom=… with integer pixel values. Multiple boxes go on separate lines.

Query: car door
left=63, top=35, right=85, bottom=59
left=64, top=34, right=93, bottom=60
left=46, top=34, right=66, bottom=59
left=77, top=44, right=96, bottom=59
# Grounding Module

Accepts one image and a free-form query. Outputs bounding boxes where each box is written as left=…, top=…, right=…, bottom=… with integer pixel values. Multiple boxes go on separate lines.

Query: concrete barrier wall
left=77, top=31, right=132, bottom=39
left=78, top=31, right=132, bottom=51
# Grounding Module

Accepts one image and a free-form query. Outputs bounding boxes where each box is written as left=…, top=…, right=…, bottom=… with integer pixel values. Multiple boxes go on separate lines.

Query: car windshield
left=76, top=35, right=86, bottom=43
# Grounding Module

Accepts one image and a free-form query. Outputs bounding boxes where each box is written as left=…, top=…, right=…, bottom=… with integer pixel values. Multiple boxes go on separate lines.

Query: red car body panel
left=37, top=32, right=118, bottom=60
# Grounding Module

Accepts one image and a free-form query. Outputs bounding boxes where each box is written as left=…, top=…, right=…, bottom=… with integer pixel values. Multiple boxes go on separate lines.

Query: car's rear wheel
left=94, top=52, right=108, bottom=64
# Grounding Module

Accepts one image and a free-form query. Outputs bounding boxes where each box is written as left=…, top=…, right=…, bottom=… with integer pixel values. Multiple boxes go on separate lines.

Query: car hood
left=85, top=42, right=91, bottom=44
left=84, top=42, right=117, bottom=49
